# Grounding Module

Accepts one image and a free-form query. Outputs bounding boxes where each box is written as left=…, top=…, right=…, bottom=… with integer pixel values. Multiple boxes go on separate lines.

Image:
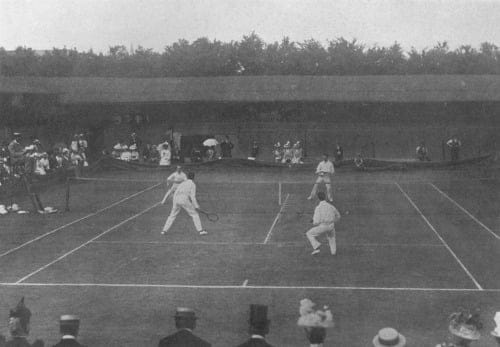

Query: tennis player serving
left=307, top=154, right=335, bottom=201
left=161, top=171, right=208, bottom=236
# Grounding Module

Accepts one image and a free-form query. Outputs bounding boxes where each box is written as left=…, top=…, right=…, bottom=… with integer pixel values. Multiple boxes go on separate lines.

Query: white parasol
left=203, top=138, right=218, bottom=147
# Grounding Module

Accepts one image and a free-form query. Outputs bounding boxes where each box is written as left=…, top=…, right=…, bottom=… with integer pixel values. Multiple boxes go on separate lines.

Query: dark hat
left=175, top=307, right=197, bottom=320
left=249, top=304, right=269, bottom=328
left=9, top=297, right=31, bottom=330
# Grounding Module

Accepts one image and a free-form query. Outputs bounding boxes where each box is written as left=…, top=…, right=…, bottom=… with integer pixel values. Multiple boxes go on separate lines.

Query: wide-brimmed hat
left=449, top=324, right=481, bottom=340
left=372, top=328, right=406, bottom=347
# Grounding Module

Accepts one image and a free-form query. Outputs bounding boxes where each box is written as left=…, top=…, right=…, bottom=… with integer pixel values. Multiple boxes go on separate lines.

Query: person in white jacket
left=161, top=172, right=207, bottom=236
left=306, top=192, right=341, bottom=256
left=307, top=154, right=335, bottom=201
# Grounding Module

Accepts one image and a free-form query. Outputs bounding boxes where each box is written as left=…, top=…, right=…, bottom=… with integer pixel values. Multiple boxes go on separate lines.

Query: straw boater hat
left=372, top=328, right=406, bottom=347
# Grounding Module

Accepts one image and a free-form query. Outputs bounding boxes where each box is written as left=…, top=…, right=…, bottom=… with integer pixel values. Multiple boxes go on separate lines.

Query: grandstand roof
left=1, top=75, right=500, bottom=103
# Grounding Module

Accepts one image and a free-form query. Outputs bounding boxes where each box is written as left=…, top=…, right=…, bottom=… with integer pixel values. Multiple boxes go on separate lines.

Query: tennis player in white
left=161, top=166, right=187, bottom=204
left=306, top=191, right=341, bottom=255
left=307, top=154, right=335, bottom=201
left=161, top=172, right=207, bottom=235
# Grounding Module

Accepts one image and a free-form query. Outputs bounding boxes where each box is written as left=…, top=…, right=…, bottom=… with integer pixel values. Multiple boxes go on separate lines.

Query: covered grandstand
left=0, top=75, right=499, bottom=161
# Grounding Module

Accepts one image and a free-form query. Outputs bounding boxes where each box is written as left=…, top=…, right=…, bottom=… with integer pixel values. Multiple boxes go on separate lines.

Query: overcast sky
left=1, top=0, right=499, bottom=53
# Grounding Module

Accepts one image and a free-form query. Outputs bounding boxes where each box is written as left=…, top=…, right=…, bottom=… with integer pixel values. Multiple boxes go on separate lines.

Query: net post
left=278, top=181, right=282, bottom=206
left=65, top=177, right=71, bottom=212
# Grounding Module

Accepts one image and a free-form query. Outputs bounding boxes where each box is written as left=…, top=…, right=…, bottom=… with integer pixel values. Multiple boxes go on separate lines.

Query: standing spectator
left=70, top=134, right=80, bottom=154
left=237, top=304, right=274, bottom=347
left=416, top=142, right=430, bottom=161
left=334, top=143, right=343, bottom=163
left=305, top=191, right=341, bottom=256
left=8, top=133, right=26, bottom=174
left=220, top=136, right=234, bottom=158
left=249, top=141, right=259, bottom=160
left=282, top=141, right=293, bottom=163
left=52, top=315, right=85, bottom=347
left=0, top=141, right=9, bottom=164
left=0, top=298, right=44, bottom=347
left=159, top=143, right=172, bottom=166
left=0, top=157, right=11, bottom=215
left=78, top=134, right=88, bottom=166
left=447, top=136, right=462, bottom=162
left=158, top=307, right=211, bottom=347
left=292, top=141, right=303, bottom=164
left=129, top=133, right=142, bottom=161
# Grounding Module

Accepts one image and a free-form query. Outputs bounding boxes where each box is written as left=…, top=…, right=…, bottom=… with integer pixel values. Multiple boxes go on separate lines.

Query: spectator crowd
left=1, top=297, right=498, bottom=347
left=0, top=132, right=88, bottom=216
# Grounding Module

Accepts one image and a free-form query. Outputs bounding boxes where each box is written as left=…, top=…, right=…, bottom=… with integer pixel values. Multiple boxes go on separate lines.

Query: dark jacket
left=237, top=337, right=274, bottom=347
left=52, top=338, right=85, bottom=347
left=158, top=329, right=211, bottom=347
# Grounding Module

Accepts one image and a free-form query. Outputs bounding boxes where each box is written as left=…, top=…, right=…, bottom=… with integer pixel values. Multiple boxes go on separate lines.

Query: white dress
left=159, top=148, right=171, bottom=166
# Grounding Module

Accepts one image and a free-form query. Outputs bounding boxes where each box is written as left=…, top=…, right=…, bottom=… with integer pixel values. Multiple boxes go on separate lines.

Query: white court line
left=263, top=193, right=290, bottom=244
left=429, top=183, right=500, bottom=240
left=15, top=202, right=161, bottom=284
left=395, top=182, right=483, bottom=291
left=0, top=282, right=492, bottom=292
left=92, top=240, right=444, bottom=248
left=0, top=182, right=162, bottom=259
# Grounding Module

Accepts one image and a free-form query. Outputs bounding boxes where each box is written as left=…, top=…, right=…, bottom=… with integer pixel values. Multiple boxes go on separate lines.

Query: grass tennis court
left=0, top=165, right=499, bottom=346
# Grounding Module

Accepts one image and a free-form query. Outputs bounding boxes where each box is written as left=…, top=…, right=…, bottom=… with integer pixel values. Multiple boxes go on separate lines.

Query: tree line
left=1, top=33, right=500, bottom=77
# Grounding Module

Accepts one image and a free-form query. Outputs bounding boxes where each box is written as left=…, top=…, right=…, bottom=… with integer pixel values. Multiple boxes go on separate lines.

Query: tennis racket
left=197, top=209, right=219, bottom=222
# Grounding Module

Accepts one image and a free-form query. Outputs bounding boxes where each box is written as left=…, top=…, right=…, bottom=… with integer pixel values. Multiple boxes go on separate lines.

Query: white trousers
left=306, top=223, right=336, bottom=254
left=163, top=196, right=202, bottom=232
left=309, top=175, right=333, bottom=200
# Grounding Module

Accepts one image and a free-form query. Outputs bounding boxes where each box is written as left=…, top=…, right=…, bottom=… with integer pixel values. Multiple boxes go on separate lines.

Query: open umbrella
left=203, top=138, right=218, bottom=147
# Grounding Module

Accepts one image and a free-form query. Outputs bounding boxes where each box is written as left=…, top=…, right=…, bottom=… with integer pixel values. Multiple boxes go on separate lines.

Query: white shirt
left=167, top=171, right=187, bottom=185
left=313, top=201, right=340, bottom=225
left=174, top=179, right=199, bottom=208
left=315, top=160, right=335, bottom=175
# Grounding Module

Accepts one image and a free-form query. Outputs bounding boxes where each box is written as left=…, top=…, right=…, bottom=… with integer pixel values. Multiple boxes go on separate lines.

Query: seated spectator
left=111, top=140, right=127, bottom=159
left=373, top=328, right=406, bottom=347
left=52, top=315, right=85, bottom=347
left=78, top=134, right=88, bottom=166
left=34, top=153, right=50, bottom=176
left=416, top=142, right=430, bottom=161
left=282, top=141, right=293, bottom=163
left=492, top=312, right=500, bottom=345
left=248, top=142, right=259, bottom=160
left=158, top=307, right=211, bottom=347
left=436, top=308, right=482, bottom=347
left=273, top=142, right=282, bottom=163
left=70, top=150, right=84, bottom=167
left=354, top=153, right=365, bottom=170
left=191, top=147, right=203, bottom=163
left=0, top=297, right=44, bottom=347
left=237, top=304, right=273, bottom=347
